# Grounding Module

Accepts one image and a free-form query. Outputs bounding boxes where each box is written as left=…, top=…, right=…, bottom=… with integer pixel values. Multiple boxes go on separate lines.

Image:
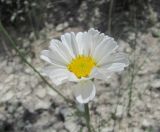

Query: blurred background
left=0, top=0, right=160, bottom=132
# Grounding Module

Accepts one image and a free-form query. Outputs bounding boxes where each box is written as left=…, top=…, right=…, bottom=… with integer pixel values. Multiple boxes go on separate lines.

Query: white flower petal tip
left=73, top=80, right=96, bottom=104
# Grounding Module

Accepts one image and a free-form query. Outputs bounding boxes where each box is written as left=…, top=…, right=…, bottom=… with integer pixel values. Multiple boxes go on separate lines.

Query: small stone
left=14, top=64, right=23, bottom=71
left=45, top=23, right=54, bottom=30
left=45, top=129, right=56, bottom=132
left=47, top=87, right=57, bottom=96
left=142, top=119, right=152, bottom=129
left=56, top=24, right=64, bottom=31
left=115, top=105, right=123, bottom=119
left=96, top=105, right=108, bottom=118
left=59, top=107, right=70, bottom=119
left=22, top=88, right=32, bottom=97
left=58, top=129, right=67, bottom=132
left=0, top=60, right=7, bottom=69
left=23, top=40, right=30, bottom=48
left=35, top=99, right=51, bottom=110
left=35, top=86, right=46, bottom=98
left=0, top=113, right=6, bottom=121
left=64, top=121, right=79, bottom=132
left=151, top=28, right=160, bottom=38
left=25, top=68, right=32, bottom=73
left=4, top=74, right=14, bottom=83
left=26, top=57, right=32, bottom=63
left=63, top=22, right=69, bottom=28
left=0, top=84, right=4, bottom=90
left=30, top=77, right=39, bottom=88
left=133, top=128, right=141, bottom=132
left=101, top=127, right=113, bottom=132
left=152, top=126, right=160, bottom=132
left=150, top=79, right=160, bottom=89
left=1, top=91, right=14, bottom=102
left=29, top=32, right=36, bottom=40
left=4, top=66, right=14, bottom=74
left=53, top=122, right=64, bottom=130
left=56, top=22, right=68, bottom=31
left=7, top=105, right=15, bottom=113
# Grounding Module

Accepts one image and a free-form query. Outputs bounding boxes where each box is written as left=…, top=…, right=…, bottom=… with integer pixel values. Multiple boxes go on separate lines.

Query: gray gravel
left=0, top=25, right=160, bottom=132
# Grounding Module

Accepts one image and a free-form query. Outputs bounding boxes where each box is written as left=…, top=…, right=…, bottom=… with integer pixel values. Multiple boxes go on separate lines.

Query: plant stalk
left=108, top=0, right=114, bottom=35
left=84, top=103, right=92, bottom=132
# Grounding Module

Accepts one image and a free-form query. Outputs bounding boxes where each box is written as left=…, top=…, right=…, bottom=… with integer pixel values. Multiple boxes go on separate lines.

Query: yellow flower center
left=67, top=55, right=96, bottom=78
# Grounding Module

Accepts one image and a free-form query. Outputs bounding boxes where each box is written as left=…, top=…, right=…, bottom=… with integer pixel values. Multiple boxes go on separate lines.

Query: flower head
left=40, top=28, right=129, bottom=104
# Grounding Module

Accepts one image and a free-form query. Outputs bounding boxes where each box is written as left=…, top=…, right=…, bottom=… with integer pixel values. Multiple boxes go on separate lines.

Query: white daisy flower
left=40, top=28, right=129, bottom=104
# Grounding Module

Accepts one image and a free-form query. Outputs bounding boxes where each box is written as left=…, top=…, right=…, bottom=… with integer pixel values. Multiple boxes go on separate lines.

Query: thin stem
left=127, top=67, right=135, bottom=116
left=108, top=0, right=114, bottom=35
left=84, top=103, right=92, bottom=132
left=0, top=20, right=72, bottom=104
left=127, top=1, right=137, bottom=116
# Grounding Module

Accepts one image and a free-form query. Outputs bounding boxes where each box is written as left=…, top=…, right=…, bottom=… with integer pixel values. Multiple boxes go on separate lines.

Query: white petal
left=87, top=28, right=106, bottom=55
left=73, top=80, right=96, bottom=104
left=49, top=39, right=73, bottom=62
left=91, top=53, right=129, bottom=81
left=42, top=66, right=70, bottom=86
left=76, top=32, right=85, bottom=55
left=106, top=63, right=127, bottom=72
left=99, top=52, right=129, bottom=70
left=61, top=32, right=79, bottom=57
left=40, top=50, right=68, bottom=67
left=76, top=31, right=89, bottom=55
left=93, top=37, right=118, bottom=62
left=76, top=28, right=106, bottom=56
left=90, top=67, right=112, bottom=81
left=98, top=52, right=128, bottom=66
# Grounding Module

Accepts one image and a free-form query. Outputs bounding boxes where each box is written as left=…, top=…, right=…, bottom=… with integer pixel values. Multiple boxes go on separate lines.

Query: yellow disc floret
left=67, top=55, right=96, bottom=78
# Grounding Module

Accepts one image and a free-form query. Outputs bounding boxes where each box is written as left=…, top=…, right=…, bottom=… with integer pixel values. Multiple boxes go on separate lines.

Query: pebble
left=133, top=128, right=141, bottom=132
left=59, top=107, right=71, bottom=119
left=64, top=121, right=79, bottom=132
left=47, top=86, right=57, bottom=96
left=0, top=60, right=7, bottom=69
left=4, top=74, right=14, bottom=83
left=115, top=105, right=123, bottom=119
left=35, top=86, right=46, bottom=98
left=59, top=129, right=68, bottom=132
left=96, top=104, right=110, bottom=118
left=23, top=40, right=30, bottom=48
left=141, top=119, right=152, bottom=129
left=1, top=91, right=14, bottom=102
left=30, top=76, right=39, bottom=88
left=151, top=79, right=160, bottom=89
left=101, top=127, right=113, bottom=132
left=0, top=113, right=6, bottom=121
left=56, top=22, right=68, bottom=31
left=53, top=122, right=64, bottom=130
left=0, top=84, right=3, bottom=90
left=34, top=99, right=51, bottom=110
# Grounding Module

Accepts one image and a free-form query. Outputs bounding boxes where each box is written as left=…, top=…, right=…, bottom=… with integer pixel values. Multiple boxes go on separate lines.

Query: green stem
left=84, top=103, right=92, bottom=132
left=108, top=0, right=114, bottom=35
left=0, top=20, right=72, bottom=104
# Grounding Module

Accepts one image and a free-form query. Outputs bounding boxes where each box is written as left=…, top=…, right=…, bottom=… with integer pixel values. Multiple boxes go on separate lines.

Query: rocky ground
left=0, top=21, right=160, bottom=132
